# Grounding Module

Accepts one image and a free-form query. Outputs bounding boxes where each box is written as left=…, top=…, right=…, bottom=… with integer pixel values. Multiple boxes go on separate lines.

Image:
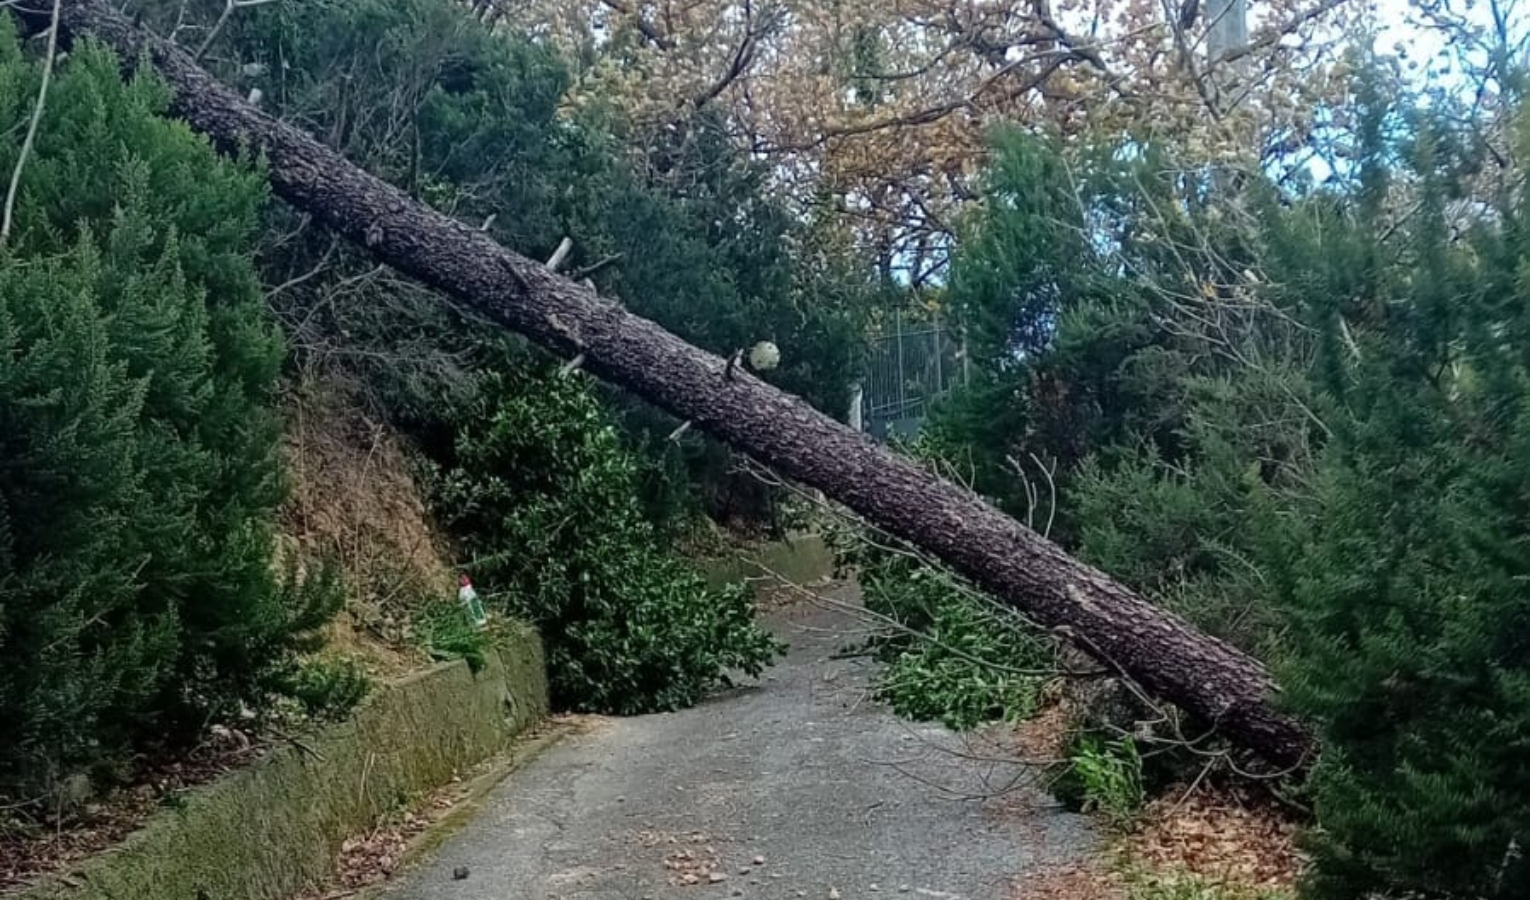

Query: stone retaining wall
left=17, top=623, right=547, bottom=900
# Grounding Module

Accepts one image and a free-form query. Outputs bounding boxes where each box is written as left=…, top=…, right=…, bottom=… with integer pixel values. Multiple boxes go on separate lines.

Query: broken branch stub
left=42, top=0, right=1314, bottom=770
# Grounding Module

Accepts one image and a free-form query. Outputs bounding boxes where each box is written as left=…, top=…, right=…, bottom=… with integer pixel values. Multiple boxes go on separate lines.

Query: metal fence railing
left=853, top=310, right=968, bottom=442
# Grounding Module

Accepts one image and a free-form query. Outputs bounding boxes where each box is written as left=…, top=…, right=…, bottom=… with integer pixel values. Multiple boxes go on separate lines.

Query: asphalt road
left=380, top=588, right=1097, bottom=900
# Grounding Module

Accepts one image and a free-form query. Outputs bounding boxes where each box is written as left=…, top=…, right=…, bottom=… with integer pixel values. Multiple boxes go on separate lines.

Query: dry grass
left=280, top=374, right=459, bottom=676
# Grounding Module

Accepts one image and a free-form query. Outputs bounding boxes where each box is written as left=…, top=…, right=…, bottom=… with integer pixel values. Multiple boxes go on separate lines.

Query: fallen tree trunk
left=42, top=0, right=1315, bottom=770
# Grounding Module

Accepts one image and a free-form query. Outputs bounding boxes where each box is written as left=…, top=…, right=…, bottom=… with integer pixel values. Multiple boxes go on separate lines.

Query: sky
left=1378, top=0, right=1523, bottom=84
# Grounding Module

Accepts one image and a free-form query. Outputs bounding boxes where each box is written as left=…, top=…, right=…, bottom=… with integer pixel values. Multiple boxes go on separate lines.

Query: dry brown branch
left=599, top=0, right=673, bottom=50
left=1214, top=0, right=1352, bottom=66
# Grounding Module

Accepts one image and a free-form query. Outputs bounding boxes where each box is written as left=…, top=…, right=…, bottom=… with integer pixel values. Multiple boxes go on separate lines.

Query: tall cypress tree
left=0, top=28, right=332, bottom=799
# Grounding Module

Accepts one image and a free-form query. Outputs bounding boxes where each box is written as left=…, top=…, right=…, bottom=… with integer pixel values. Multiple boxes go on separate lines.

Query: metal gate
left=854, top=310, right=968, bottom=442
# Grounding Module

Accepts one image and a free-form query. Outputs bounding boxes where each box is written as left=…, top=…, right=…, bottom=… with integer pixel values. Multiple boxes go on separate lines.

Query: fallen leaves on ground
left=330, top=826, right=410, bottom=891
left=322, top=797, right=462, bottom=896
left=292, top=753, right=513, bottom=900
left=1124, top=784, right=1302, bottom=893
left=636, top=829, right=727, bottom=886
left=633, top=828, right=776, bottom=888
left=1011, top=862, right=1125, bottom=900
left=971, top=687, right=1080, bottom=767
left=988, top=692, right=1303, bottom=900
left=999, top=696, right=1074, bottom=762
left=552, top=712, right=617, bottom=736
left=1006, top=784, right=1302, bottom=900
left=755, top=576, right=842, bottom=612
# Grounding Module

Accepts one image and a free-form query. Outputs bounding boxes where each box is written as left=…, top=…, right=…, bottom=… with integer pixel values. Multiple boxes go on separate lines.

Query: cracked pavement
left=379, top=587, right=1098, bottom=900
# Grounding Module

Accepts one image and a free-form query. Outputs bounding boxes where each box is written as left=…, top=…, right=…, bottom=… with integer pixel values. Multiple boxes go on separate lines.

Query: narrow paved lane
left=382, top=590, right=1097, bottom=900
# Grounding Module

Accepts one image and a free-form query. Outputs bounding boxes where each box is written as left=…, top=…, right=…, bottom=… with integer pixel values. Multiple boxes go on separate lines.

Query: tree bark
left=41, top=0, right=1315, bottom=770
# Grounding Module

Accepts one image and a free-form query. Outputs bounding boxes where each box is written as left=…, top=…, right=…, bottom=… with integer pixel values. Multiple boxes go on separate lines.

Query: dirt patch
left=281, top=374, right=457, bottom=676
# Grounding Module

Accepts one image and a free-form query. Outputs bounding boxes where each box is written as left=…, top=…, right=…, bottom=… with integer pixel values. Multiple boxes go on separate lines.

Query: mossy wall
left=16, top=624, right=547, bottom=900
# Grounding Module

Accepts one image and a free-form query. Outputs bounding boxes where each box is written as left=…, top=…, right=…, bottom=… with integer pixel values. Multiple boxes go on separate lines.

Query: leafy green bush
left=830, top=487, right=1054, bottom=731
left=1067, top=734, right=1145, bottom=829
left=0, top=31, right=337, bottom=800
left=285, top=658, right=373, bottom=721
left=874, top=593, right=1047, bottom=731
left=435, top=366, right=783, bottom=714
left=415, top=600, right=491, bottom=674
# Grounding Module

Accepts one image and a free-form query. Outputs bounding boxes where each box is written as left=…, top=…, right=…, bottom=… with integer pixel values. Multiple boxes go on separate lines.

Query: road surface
left=380, top=589, right=1097, bottom=900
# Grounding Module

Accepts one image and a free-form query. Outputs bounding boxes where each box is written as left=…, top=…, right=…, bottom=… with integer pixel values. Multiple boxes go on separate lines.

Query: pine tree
left=932, top=129, right=1309, bottom=654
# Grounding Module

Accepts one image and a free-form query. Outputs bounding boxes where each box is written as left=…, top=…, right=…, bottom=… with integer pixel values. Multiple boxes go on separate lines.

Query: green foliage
left=247, top=0, right=572, bottom=242
left=415, top=600, right=491, bottom=674
left=936, top=74, right=1530, bottom=900
left=931, top=130, right=1320, bottom=659
left=197, top=0, right=578, bottom=425
left=931, top=131, right=1213, bottom=541
left=1066, top=734, right=1145, bottom=829
left=570, top=112, right=874, bottom=528
left=284, top=658, right=372, bottom=722
left=829, top=439, right=1054, bottom=731
left=435, top=365, right=784, bottom=714
left=1261, top=97, right=1530, bottom=900
left=578, top=111, right=871, bottom=419
left=875, top=596, right=1047, bottom=730
left=0, top=30, right=335, bottom=798
left=139, top=0, right=852, bottom=726
left=180, top=0, right=871, bottom=530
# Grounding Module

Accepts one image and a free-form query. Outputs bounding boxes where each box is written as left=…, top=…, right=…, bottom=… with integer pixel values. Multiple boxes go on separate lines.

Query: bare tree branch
left=0, top=0, right=59, bottom=247
left=193, top=0, right=275, bottom=61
